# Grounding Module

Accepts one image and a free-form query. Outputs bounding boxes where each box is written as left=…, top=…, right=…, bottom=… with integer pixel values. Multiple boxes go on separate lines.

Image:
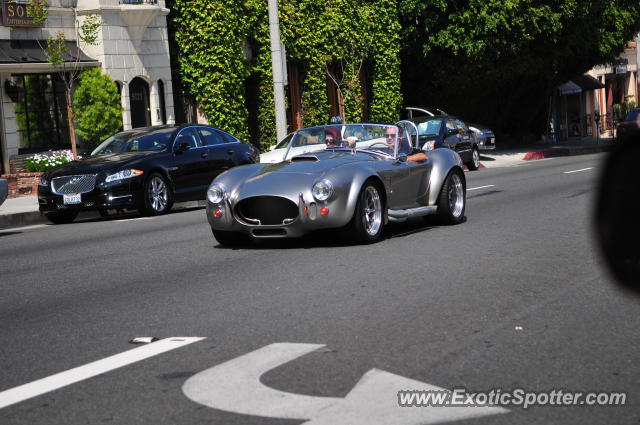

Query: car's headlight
left=105, top=169, right=143, bottom=183
left=312, top=179, right=333, bottom=201
left=423, top=141, right=435, bottom=151
left=39, top=176, right=48, bottom=186
left=207, top=184, right=226, bottom=204
left=469, top=127, right=482, bottom=136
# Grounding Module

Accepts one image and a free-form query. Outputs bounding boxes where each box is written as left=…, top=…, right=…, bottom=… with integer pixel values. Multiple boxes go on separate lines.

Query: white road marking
left=0, top=223, right=48, bottom=232
left=563, top=167, right=593, bottom=174
left=467, top=185, right=496, bottom=191
left=0, top=337, right=205, bottom=409
left=183, top=342, right=508, bottom=424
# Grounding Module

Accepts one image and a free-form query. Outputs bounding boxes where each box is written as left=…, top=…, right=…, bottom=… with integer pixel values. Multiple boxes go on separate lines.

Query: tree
left=26, top=0, right=102, bottom=158
left=399, top=0, right=640, bottom=143
left=73, top=68, right=123, bottom=147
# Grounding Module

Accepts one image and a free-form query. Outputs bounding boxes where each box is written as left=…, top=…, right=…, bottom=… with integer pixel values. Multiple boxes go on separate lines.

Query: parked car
left=467, top=123, right=496, bottom=150
left=259, top=124, right=374, bottom=163
left=38, top=125, right=259, bottom=224
left=206, top=123, right=466, bottom=246
left=616, top=108, right=640, bottom=143
left=0, top=178, right=7, bottom=207
left=407, top=114, right=481, bottom=170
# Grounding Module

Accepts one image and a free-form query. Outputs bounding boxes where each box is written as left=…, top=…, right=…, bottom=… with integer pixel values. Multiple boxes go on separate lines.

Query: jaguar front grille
left=236, top=196, right=298, bottom=225
left=52, top=174, right=97, bottom=195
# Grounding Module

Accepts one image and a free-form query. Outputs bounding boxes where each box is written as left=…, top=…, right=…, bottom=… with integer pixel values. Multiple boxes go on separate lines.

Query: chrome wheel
left=472, top=149, right=480, bottom=169
left=448, top=173, right=465, bottom=218
left=362, top=185, right=382, bottom=236
left=148, top=175, right=168, bottom=212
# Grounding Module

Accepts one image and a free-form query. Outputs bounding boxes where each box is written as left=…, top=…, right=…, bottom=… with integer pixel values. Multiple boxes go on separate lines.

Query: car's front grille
left=52, top=174, right=97, bottom=195
left=236, top=196, right=298, bottom=225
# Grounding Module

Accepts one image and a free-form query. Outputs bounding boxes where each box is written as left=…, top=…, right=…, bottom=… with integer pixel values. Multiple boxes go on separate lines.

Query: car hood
left=217, top=150, right=378, bottom=199
left=47, top=152, right=158, bottom=177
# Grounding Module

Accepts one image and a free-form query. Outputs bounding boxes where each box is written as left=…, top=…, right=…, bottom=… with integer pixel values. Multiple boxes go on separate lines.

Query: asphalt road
left=1, top=153, right=638, bottom=424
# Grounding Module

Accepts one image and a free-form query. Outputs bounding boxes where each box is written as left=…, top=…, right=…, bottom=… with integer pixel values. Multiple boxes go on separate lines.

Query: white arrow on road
left=182, top=343, right=508, bottom=424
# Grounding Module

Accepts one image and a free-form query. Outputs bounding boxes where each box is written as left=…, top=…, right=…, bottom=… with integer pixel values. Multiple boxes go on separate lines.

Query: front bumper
left=206, top=193, right=349, bottom=238
left=38, top=180, right=139, bottom=212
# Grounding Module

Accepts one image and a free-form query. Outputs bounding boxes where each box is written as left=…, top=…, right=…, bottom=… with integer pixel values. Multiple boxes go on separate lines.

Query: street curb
left=0, top=200, right=206, bottom=231
left=523, top=145, right=613, bottom=161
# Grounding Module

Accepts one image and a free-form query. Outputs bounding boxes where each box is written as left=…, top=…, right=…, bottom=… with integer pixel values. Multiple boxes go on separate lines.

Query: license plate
left=63, top=193, right=81, bottom=205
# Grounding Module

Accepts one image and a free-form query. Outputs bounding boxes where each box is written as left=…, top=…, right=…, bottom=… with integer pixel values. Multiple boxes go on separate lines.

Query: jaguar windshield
left=91, top=128, right=175, bottom=156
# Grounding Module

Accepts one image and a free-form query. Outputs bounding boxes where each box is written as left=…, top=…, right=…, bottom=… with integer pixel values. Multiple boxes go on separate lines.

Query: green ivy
left=173, top=0, right=402, bottom=150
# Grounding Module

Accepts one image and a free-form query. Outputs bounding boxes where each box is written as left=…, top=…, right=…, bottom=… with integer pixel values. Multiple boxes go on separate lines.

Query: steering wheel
left=368, top=141, right=391, bottom=149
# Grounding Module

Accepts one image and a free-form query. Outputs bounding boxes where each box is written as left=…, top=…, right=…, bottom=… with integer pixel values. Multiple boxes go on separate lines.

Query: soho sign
left=2, top=1, right=44, bottom=28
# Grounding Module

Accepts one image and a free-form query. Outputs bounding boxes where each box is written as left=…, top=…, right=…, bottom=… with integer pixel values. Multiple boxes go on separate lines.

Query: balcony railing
left=119, top=0, right=158, bottom=4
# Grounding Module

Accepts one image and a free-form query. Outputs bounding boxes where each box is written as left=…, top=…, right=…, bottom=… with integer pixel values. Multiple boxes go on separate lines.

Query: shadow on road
left=0, top=231, right=22, bottom=237
left=213, top=217, right=443, bottom=250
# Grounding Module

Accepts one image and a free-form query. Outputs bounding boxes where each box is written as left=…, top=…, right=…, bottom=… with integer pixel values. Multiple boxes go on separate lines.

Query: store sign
left=614, top=65, right=627, bottom=74
left=2, top=2, right=44, bottom=28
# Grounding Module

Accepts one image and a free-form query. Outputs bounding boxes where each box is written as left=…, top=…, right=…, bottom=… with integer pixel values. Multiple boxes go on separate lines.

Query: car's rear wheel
left=436, top=169, right=465, bottom=224
left=346, top=181, right=384, bottom=244
left=138, top=172, right=173, bottom=216
left=466, top=147, right=480, bottom=171
left=212, top=229, right=253, bottom=247
left=45, top=210, right=79, bottom=224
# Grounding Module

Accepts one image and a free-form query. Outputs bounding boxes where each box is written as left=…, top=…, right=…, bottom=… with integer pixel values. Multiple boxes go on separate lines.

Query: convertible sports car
left=206, top=123, right=466, bottom=246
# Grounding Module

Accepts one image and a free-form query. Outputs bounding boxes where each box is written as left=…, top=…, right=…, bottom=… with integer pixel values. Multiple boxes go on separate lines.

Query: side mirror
left=397, top=153, right=408, bottom=163
left=174, top=142, right=191, bottom=153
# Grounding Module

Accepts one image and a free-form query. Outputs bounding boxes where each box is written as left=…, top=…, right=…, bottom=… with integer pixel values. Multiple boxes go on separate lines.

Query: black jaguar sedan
left=38, top=125, right=259, bottom=224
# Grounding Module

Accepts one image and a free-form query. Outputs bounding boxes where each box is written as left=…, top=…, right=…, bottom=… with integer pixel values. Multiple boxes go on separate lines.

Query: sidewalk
left=479, top=136, right=615, bottom=168
left=0, top=138, right=614, bottom=230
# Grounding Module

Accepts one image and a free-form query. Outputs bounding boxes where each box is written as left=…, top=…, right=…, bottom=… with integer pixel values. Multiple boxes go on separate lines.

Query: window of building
left=14, top=74, right=70, bottom=154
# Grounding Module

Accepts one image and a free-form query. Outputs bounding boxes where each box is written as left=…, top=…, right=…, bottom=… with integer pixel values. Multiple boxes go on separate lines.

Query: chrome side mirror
left=397, top=153, right=408, bottom=163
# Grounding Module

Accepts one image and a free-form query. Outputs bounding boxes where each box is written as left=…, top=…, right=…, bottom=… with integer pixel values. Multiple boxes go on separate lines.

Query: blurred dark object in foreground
left=595, top=134, right=640, bottom=290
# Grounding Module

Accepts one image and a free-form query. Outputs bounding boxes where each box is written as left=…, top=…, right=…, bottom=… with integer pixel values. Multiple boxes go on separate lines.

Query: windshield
left=91, top=129, right=175, bottom=156
left=415, top=119, right=442, bottom=137
left=278, top=124, right=410, bottom=159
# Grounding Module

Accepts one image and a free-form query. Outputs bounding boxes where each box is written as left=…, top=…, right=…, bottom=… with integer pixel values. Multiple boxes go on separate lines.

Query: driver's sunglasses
left=385, top=133, right=396, bottom=138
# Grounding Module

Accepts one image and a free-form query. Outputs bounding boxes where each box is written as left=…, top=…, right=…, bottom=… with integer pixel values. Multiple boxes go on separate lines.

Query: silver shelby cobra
left=206, top=122, right=466, bottom=246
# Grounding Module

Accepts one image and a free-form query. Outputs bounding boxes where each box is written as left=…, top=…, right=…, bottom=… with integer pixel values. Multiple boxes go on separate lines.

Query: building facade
left=0, top=0, right=175, bottom=174
left=554, top=36, right=638, bottom=141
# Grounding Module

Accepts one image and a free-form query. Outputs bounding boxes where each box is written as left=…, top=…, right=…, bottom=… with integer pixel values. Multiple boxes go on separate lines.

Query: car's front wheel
left=212, top=229, right=253, bottom=247
left=466, top=147, right=480, bottom=171
left=436, top=169, right=466, bottom=225
left=346, top=181, right=384, bottom=244
left=138, top=172, right=173, bottom=216
left=45, top=210, right=79, bottom=224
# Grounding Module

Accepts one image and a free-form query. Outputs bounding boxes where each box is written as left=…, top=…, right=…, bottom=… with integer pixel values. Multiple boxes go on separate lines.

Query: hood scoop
left=290, top=154, right=319, bottom=162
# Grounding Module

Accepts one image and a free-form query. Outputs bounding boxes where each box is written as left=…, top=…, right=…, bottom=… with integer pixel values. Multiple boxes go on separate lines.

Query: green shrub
left=73, top=68, right=123, bottom=146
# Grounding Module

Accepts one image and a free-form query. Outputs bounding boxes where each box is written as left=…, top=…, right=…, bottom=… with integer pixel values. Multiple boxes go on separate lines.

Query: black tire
left=345, top=181, right=384, bottom=244
left=138, top=172, right=174, bottom=216
left=98, top=209, right=109, bottom=218
left=45, top=210, right=79, bottom=224
left=212, top=229, right=253, bottom=247
left=436, top=169, right=466, bottom=225
left=466, top=147, right=480, bottom=171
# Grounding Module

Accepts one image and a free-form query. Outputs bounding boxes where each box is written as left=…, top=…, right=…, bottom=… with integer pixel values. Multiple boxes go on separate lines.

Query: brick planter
left=0, top=172, right=44, bottom=198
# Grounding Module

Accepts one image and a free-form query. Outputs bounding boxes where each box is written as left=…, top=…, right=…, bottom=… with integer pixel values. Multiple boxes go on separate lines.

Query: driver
left=384, top=127, right=428, bottom=162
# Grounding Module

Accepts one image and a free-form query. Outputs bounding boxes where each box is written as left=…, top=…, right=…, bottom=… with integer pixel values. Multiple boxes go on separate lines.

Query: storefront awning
left=558, top=74, right=605, bottom=95
left=0, top=39, right=99, bottom=72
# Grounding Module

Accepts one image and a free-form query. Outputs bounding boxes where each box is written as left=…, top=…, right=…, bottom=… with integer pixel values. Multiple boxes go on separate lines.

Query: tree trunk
left=65, top=87, right=77, bottom=160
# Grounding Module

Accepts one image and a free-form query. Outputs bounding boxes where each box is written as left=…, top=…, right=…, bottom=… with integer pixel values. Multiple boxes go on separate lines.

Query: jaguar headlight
left=105, top=169, right=143, bottom=183
left=207, top=183, right=226, bottom=204
left=312, top=179, right=333, bottom=202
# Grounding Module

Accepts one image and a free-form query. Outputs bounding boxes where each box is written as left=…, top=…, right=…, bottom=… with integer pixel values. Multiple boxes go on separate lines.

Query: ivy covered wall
left=172, top=0, right=402, bottom=150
